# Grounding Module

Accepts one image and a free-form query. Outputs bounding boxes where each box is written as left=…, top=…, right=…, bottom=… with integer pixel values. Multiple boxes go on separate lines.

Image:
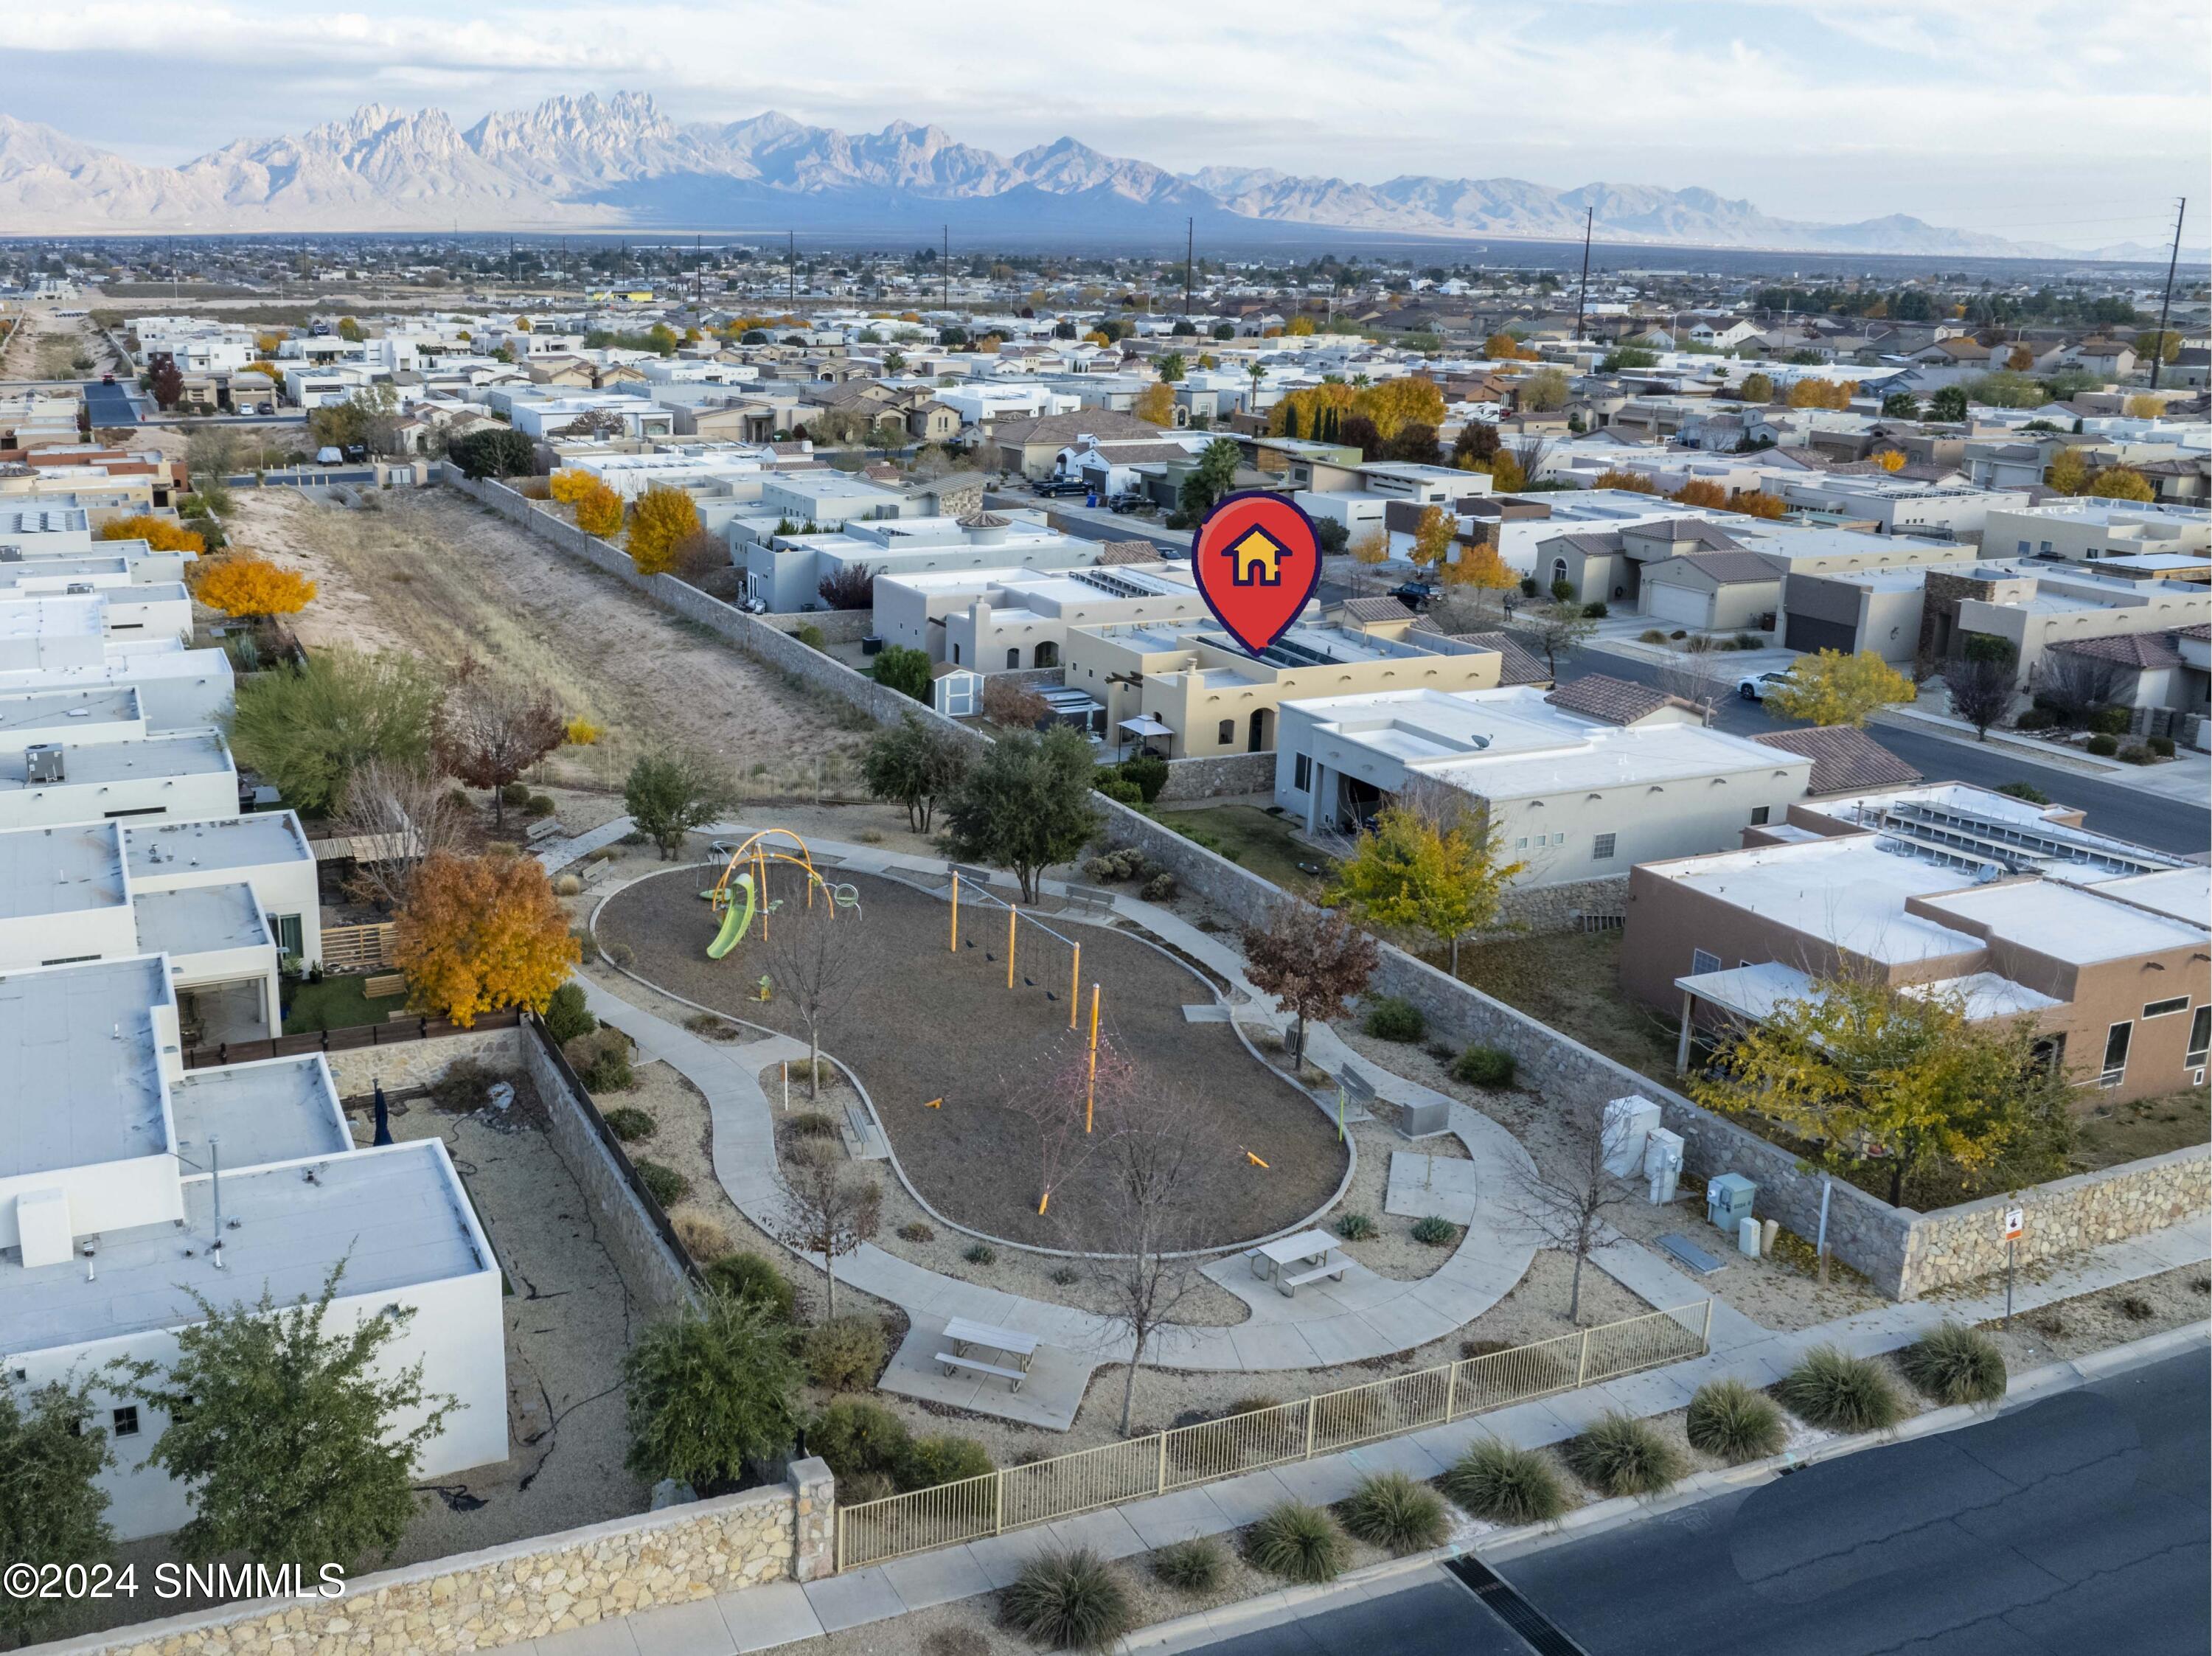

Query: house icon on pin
left=1230, top=528, right=1288, bottom=584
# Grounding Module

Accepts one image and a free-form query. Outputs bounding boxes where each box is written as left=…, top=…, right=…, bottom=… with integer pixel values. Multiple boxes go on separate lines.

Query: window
left=1006, top=647, right=1020, bottom=669
left=2143, top=996, right=2188, bottom=1020
left=1293, top=754, right=1311, bottom=790
left=1514, top=837, right=1529, bottom=850
left=1691, top=948, right=1721, bottom=975
left=2039, top=540, right=2053, bottom=554
left=2016, top=539, right=2030, bottom=554
left=950, top=643, right=960, bottom=664
left=274, top=914, right=304, bottom=961
left=1034, top=641, right=1058, bottom=669
left=1217, top=720, right=1234, bottom=745
left=2100, top=1020, right=2132, bottom=1087
left=111, top=1406, right=139, bottom=1438
left=1593, top=832, right=1616, bottom=860
left=2188, top=1007, right=2210, bottom=1069
left=1750, top=806, right=1770, bottom=826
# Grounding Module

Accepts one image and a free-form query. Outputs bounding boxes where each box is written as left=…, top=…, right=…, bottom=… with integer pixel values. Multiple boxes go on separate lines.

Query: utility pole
left=694, top=232, right=702, bottom=310
left=2149, top=198, right=2186, bottom=391
left=1573, top=208, right=1593, bottom=343
left=787, top=230, right=795, bottom=313
left=942, top=224, right=950, bottom=313
left=1184, top=216, right=1194, bottom=319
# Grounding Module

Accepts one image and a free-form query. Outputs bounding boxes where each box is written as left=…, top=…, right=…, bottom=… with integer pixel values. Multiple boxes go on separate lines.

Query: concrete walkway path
left=535, top=813, right=636, bottom=873
left=521, top=1214, right=2210, bottom=1656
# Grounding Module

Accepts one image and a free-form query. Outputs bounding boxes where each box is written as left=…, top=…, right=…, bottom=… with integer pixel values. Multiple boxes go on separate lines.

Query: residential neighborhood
left=0, top=15, right=2205, bottom=1656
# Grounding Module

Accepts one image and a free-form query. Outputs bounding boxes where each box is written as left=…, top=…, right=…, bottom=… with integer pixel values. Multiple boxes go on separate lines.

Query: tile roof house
left=1750, top=726, right=1922, bottom=796
left=1543, top=673, right=1685, bottom=726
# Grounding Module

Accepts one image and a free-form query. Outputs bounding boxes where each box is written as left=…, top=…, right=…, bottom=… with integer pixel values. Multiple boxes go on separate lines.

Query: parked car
left=100, top=372, right=115, bottom=385
left=1107, top=493, right=1147, bottom=514
left=1737, top=669, right=1794, bottom=701
left=314, top=445, right=343, bottom=465
left=1391, top=581, right=1439, bottom=610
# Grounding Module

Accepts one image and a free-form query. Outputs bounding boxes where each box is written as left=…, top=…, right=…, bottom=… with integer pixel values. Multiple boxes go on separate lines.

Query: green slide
left=706, top=872, right=757, bottom=959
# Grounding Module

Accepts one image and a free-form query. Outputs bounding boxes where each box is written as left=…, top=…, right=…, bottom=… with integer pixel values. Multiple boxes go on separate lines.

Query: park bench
left=523, top=816, right=566, bottom=846
left=936, top=1352, right=1027, bottom=1392
left=952, top=863, right=998, bottom=888
left=363, top=973, right=406, bottom=1000
left=1279, top=1257, right=1349, bottom=1296
left=575, top=857, right=609, bottom=888
left=1059, top=885, right=1116, bottom=919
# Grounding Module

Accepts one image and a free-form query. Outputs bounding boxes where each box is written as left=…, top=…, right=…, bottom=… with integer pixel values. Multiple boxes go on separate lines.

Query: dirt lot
left=221, top=487, right=870, bottom=785
left=597, top=866, right=1348, bottom=1250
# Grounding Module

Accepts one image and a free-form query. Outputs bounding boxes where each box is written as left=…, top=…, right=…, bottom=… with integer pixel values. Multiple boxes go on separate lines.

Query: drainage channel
left=1442, top=1555, right=1591, bottom=1656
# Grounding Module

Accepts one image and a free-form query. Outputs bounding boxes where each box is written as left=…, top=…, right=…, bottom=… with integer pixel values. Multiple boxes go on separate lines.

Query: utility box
left=1707, top=1172, right=1757, bottom=1233
left=1602, top=1096, right=1663, bottom=1177
left=1644, top=1128, right=1684, bottom=1205
left=24, top=743, right=64, bottom=784
left=1399, top=1096, right=1450, bottom=1138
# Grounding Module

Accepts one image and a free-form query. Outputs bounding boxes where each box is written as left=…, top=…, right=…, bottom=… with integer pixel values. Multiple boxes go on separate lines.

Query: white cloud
left=2, top=0, right=2202, bottom=228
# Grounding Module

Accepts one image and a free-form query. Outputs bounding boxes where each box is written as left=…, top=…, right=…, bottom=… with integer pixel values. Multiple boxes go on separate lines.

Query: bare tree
left=2031, top=650, right=2124, bottom=728
left=1059, top=1081, right=1225, bottom=1436
left=758, top=902, right=872, bottom=1100
left=434, top=666, right=566, bottom=827
left=1511, top=597, right=1598, bottom=678
left=771, top=1141, right=880, bottom=1323
left=330, top=757, right=471, bottom=911
left=1506, top=1094, right=1635, bottom=1323
left=1942, top=655, right=2015, bottom=741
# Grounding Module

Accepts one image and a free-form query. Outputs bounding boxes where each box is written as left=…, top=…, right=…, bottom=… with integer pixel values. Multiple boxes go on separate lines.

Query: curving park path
left=579, top=830, right=1544, bottom=1427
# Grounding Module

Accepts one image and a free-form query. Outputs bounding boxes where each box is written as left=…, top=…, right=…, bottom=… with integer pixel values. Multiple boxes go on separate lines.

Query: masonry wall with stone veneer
left=38, top=1462, right=835, bottom=1656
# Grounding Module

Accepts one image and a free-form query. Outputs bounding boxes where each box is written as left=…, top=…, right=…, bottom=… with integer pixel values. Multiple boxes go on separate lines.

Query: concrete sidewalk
left=519, top=1214, right=2208, bottom=1656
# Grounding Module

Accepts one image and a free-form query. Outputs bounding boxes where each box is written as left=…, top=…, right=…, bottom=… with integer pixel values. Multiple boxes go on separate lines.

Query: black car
left=1390, top=581, right=1439, bottom=609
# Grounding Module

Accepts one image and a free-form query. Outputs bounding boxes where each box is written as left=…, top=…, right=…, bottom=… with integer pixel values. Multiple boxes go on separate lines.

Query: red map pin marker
left=1190, top=490, right=1323, bottom=657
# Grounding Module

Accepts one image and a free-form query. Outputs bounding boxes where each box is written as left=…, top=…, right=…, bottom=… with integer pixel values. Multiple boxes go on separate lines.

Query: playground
left=593, top=851, right=1349, bottom=1251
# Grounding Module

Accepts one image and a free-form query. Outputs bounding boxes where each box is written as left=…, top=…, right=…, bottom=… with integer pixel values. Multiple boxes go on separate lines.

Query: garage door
left=1644, top=582, right=1714, bottom=628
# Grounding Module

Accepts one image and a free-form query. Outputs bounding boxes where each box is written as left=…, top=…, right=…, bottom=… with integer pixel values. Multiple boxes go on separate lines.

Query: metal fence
left=835, top=1300, right=1711, bottom=1571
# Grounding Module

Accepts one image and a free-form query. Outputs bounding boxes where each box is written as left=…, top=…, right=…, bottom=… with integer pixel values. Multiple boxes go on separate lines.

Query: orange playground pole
left=1085, top=983, right=1101, bottom=1133
left=949, top=872, right=959, bottom=953
left=1006, top=905, right=1018, bottom=989
left=1068, top=942, right=1080, bottom=1029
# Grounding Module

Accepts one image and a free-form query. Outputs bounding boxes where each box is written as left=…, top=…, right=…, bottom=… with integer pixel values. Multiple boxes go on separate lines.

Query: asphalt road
left=1561, top=652, right=2211, bottom=857
left=1198, top=1346, right=2211, bottom=1656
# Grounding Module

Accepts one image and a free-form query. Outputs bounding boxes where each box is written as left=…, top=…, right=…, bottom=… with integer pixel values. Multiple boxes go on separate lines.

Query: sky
left=2, top=0, right=2205, bottom=245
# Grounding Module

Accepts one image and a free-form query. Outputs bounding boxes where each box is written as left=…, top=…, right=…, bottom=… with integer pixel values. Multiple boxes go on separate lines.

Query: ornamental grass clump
left=1002, top=1548, right=1133, bottom=1652
left=1245, top=1500, right=1347, bottom=1584
left=1686, top=1379, right=1787, bottom=1464
left=1897, top=1324, right=2008, bottom=1408
left=1778, top=1346, right=1905, bottom=1433
left=1563, top=1413, right=1682, bottom=1498
left=1338, top=1471, right=1450, bottom=1554
left=1439, top=1438, right=1569, bottom=1525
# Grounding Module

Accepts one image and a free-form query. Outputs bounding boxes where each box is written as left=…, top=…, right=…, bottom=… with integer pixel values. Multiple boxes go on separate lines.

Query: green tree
left=624, top=748, right=738, bottom=860
left=226, top=648, right=440, bottom=813
left=861, top=714, right=970, bottom=832
left=1177, top=437, right=1243, bottom=522
left=623, top=1299, right=801, bottom=1490
left=0, top=1377, right=115, bottom=1641
left=942, top=726, right=1101, bottom=902
left=1738, top=372, right=1773, bottom=404
left=870, top=644, right=933, bottom=703
left=1156, top=351, right=1187, bottom=383
left=1879, top=391, right=1921, bottom=419
left=1763, top=650, right=1916, bottom=728
left=1517, top=367, right=1570, bottom=412
left=1328, top=796, right=1524, bottom=975
left=336, top=316, right=365, bottom=341
left=448, top=426, right=536, bottom=479
left=1928, top=386, right=1969, bottom=422
left=1691, top=974, right=2072, bottom=1206
left=127, top=1264, right=455, bottom=1570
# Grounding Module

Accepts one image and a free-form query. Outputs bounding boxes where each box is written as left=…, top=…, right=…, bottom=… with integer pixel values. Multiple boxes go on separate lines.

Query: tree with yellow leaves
left=1329, top=793, right=1525, bottom=975
left=98, top=515, right=205, bottom=554
left=2043, top=447, right=2091, bottom=495
left=2121, top=394, right=2164, bottom=419
left=1670, top=479, right=1727, bottom=509
left=191, top=554, right=316, bottom=621
left=1871, top=448, right=1907, bottom=472
left=574, top=481, right=624, bottom=538
left=1591, top=469, right=1657, bottom=493
left=1360, top=375, right=1447, bottom=441
left=1763, top=650, right=1916, bottom=727
left=1440, top=540, right=1517, bottom=609
left=1407, top=504, right=1455, bottom=574
left=2084, top=466, right=2154, bottom=502
left=1286, top=315, right=1316, bottom=336
left=394, top=851, right=579, bottom=1028
left=1484, top=332, right=1525, bottom=361
left=1726, top=490, right=1789, bottom=519
left=549, top=469, right=597, bottom=504
left=627, top=487, right=701, bottom=574
left=1487, top=449, right=1526, bottom=493
left=1787, top=378, right=1853, bottom=410
left=1132, top=382, right=1176, bottom=425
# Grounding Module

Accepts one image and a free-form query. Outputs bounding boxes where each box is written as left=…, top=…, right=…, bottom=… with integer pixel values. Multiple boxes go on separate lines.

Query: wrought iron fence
left=835, top=1300, right=1711, bottom=1571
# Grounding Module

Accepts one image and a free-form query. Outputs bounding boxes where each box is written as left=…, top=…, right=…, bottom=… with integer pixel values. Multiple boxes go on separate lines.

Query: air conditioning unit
left=0, top=545, right=21, bottom=562
left=65, top=582, right=94, bottom=594
left=2194, top=1068, right=2206, bottom=1087
left=24, top=744, right=64, bottom=784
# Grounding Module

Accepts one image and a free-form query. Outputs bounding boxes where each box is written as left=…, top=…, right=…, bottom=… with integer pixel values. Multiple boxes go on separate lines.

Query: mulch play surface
left=597, top=866, right=1348, bottom=1250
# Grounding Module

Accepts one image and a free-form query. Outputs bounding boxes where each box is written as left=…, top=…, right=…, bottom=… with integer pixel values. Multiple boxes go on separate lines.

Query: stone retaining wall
left=761, top=608, right=874, bottom=643
left=1495, top=873, right=1630, bottom=934
left=1154, top=751, right=1279, bottom=802
left=37, top=1462, right=835, bottom=1656
left=324, top=1025, right=523, bottom=1097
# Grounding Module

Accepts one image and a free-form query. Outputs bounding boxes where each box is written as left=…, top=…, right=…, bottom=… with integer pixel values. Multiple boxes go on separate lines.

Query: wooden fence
left=320, top=921, right=397, bottom=970
left=184, top=1006, right=522, bottom=1069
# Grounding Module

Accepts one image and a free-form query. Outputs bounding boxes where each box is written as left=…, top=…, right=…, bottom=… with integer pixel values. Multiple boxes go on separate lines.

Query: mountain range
left=0, top=92, right=2172, bottom=260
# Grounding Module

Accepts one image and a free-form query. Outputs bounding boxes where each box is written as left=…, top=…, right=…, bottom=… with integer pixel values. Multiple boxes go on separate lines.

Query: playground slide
left=706, top=873, right=757, bottom=959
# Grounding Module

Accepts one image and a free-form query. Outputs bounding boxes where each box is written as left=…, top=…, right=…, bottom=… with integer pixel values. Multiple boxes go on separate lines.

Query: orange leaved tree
left=627, top=487, right=701, bottom=574
left=191, top=554, right=316, bottom=621
left=1671, top=479, right=1728, bottom=509
left=574, top=481, right=625, bottom=538
left=394, top=851, right=579, bottom=1027
left=98, top=515, right=205, bottom=554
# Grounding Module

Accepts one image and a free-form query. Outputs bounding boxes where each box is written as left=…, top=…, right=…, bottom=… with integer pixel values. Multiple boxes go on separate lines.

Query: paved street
left=1196, top=1346, right=2210, bottom=1656
left=1561, top=652, right=2211, bottom=856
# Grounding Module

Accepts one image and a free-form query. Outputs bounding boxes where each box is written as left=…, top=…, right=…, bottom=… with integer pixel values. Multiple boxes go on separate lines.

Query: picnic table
left=937, top=1317, right=1040, bottom=1394
left=1248, top=1229, right=1349, bottom=1297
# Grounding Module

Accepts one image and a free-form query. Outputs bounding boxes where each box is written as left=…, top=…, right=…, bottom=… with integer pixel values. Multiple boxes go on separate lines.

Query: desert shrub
left=1411, top=1214, right=1458, bottom=1246
left=2012, top=707, right=2056, bottom=731
left=803, top=1316, right=888, bottom=1391
left=500, top=781, right=531, bottom=807
left=897, top=1220, right=935, bottom=1243
left=552, top=872, right=582, bottom=897
left=1049, top=1265, right=1079, bottom=1285
left=2119, top=744, right=2155, bottom=765
left=703, top=1252, right=796, bottom=1323
left=1563, top=1413, right=1681, bottom=1497
left=1584, top=602, right=1608, bottom=618
left=1441, top=1439, right=1568, bottom=1524
left=1897, top=1324, right=2007, bottom=1407
left=1363, top=997, right=1427, bottom=1042
left=602, top=1106, right=655, bottom=1141
left=571, top=1026, right=636, bottom=1092
left=2085, top=734, right=2118, bottom=756
left=2118, top=1294, right=2154, bottom=1321
left=2090, top=705, right=2130, bottom=736
left=2148, top=734, right=2175, bottom=756
left=807, top=1399, right=909, bottom=1483
left=1778, top=1346, right=1904, bottom=1433
left=793, top=624, right=827, bottom=650
left=1686, top=1379, right=1785, bottom=1462
left=963, top=1242, right=998, bottom=1265
left=1638, top=628, right=1668, bottom=644
left=1452, top=1045, right=1517, bottom=1088
left=844, top=1469, right=898, bottom=1506
left=683, top=1012, right=739, bottom=1041
left=1096, top=776, right=1144, bottom=806
left=1151, top=1537, right=1224, bottom=1592
left=1084, top=847, right=1147, bottom=883
left=1141, top=872, right=1178, bottom=902
left=633, top=1159, right=689, bottom=1208
left=428, top=1055, right=501, bottom=1110
left=897, top=1433, right=993, bottom=1491
left=1997, top=780, right=2050, bottom=803
left=1117, top=754, right=1169, bottom=803
left=543, top=981, right=596, bottom=1044
left=673, top=1212, right=731, bottom=1262
left=786, top=1110, right=840, bottom=1139
left=1003, top=1548, right=1133, bottom=1652
left=1338, top=1471, right=1450, bottom=1554
left=1335, top=1211, right=1378, bottom=1241
left=1245, top=1501, right=1347, bottom=1584
left=524, top=793, right=557, bottom=817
